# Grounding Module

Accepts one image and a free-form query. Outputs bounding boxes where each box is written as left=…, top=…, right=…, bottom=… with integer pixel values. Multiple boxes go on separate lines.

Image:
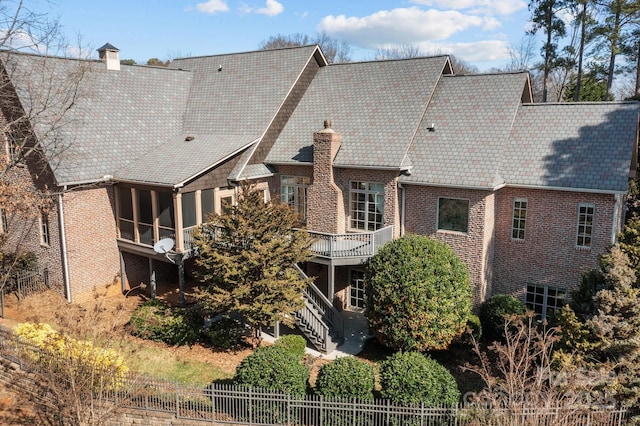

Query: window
left=511, top=198, right=527, bottom=240
left=576, top=203, right=594, bottom=248
left=526, top=284, right=566, bottom=320
left=0, top=209, right=7, bottom=233
left=5, top=130, right=22, bottom=160
left=137, top=189, right=153, bottom=245
left=157, top=191, right=175, bottom=240
left=40, top=212, right=50, bottom=246
left=182, top=191, right=197, bottom=228
left=201, top=189, right=215, bottom=222
left=437, top=198, right=469, bottom=233
left=350, top=181, right=384, bottom=231
left=281, top=176, right=310, bottom=221
left=350, top=270, right=366, bottom=311
left=117, top=187, right=134, bottom=241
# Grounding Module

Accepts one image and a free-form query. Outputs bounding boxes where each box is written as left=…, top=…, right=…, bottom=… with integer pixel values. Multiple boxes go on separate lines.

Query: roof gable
left=502, top=102, right=639, bottom=193
left=402, top=72, right=529, bottom=188
left=266, top=56, right=450, bottom=168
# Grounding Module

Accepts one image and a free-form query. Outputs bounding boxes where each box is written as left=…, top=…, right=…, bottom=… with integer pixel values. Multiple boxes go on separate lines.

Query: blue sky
left=50, top=0, right=533, bottom=70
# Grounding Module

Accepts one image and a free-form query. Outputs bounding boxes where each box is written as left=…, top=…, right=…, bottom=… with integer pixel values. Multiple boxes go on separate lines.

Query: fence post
left=175, top=381, right=180, bottom=419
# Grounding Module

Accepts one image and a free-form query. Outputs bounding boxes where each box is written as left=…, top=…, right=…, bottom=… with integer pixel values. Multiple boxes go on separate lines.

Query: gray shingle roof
left=170, top=45, right=320, bottom=137
left=6, top=45, right=319, bottom=187
left=117, top=134, right=255, bottom=186
left=501, top=102, right=639, bottom=192
left=266, top=56, right=450, bottom=168
left=4, top=52, right=191, bottom=185
left=401, top=72, right=529, bottom=188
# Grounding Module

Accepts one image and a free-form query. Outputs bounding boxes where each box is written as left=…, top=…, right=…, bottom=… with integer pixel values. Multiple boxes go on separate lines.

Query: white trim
left=611, top=193, right=624, bottom=245
left=511, top=197, right=528, bottom=241
left=576, top=202, right=595, bottom=249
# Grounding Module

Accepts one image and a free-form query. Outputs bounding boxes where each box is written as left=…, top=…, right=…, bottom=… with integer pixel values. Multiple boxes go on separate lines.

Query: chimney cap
left=97, top=43, right=120, bottom=53
left=324, top=119, right=332, bottom=129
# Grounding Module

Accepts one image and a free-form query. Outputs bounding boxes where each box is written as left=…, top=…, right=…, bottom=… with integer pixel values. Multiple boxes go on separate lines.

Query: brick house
left=1, top=44, right=637, bottom=350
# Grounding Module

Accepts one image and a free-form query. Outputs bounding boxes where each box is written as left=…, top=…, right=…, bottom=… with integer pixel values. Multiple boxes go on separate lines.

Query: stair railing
left=294, top=264, right=344, bottom=338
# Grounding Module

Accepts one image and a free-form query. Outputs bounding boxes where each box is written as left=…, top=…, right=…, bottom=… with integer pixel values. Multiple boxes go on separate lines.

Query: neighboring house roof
left=401, top=72, right=530, bottom=189
left=266, top=56, right=451, bottom=168
left=502, top=102, right=639, bottom=193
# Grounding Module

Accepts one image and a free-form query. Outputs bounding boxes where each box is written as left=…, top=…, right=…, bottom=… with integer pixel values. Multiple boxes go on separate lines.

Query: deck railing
left=307, top=225, right=394, bottom=259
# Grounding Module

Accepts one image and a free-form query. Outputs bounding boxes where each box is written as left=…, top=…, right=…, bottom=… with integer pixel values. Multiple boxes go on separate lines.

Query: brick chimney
left=97, top=43, right=120, bottom=71
left=306, top=120, right=345, bottom=234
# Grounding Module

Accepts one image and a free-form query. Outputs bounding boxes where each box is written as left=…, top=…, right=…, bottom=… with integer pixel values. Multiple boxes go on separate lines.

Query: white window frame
left=280, top=176, right=310, bottom=222
left=511, top=198, right=527, bottom=240
left=437, top=197, right=470, bottom=234
left=576, top=203, right=594, bottom=248
left=526, top=284, right=566, bottom=320
left=39, top=211, right=50, bottom=246
left=349, top=181, right=384, bottom=231
left=349, top=269, right=366, bottom=311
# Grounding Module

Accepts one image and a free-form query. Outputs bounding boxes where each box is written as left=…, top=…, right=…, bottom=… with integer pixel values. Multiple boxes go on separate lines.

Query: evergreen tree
left=192, top=185, right=314, bottom=346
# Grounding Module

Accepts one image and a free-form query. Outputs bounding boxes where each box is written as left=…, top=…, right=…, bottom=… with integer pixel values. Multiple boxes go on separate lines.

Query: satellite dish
left=153, top=238, right=174, bottom=254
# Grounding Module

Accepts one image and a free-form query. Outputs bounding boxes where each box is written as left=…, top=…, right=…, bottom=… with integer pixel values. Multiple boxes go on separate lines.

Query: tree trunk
left=574, top=1, right=587, bottom=101
left=543, top=5, right=554, bottom=102
left=635, top=40, right=640, bottom=98
left=606, top=6, right=622, bottom=101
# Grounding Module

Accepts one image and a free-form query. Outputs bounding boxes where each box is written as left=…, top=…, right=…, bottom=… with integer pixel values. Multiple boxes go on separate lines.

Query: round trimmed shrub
left=365, top=235, right=472, bottom=351
left=479, top=294, right=526, bottom=343
left=128, top=300, right=203, bottom=346
left=379, top=351, right=460, bottom=406
left=234, top=345, right=309, bottom=395
left=273, top=334, right=307, bottom=359
left=202, top=316, right=245, bottom=350
left=315, top=356, right=375, bottom=400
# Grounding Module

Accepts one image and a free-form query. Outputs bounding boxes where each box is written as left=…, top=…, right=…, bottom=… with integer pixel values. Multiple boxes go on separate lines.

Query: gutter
left=398, top=182, right=406, bottom=236
left=58, top=190, right=71, bottom=303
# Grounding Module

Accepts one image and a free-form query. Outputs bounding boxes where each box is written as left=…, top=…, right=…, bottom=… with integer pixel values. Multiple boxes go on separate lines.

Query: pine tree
left=192, top=185, right=314, bottom=346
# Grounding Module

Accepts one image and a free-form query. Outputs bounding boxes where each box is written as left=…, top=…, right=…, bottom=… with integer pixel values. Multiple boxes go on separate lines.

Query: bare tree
left=463, top=313, right=616, bottom=418
left=0, top=1, right=91, bottom=302
left=374, top=43, right=424, bottom=60
left=259, top=32, right=351, bottom=63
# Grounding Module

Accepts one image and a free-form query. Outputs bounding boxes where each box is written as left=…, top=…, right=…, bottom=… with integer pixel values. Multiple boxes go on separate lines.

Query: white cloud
left=195, top=0, right=229, bottom=14
left=319, top=7, right=498, bottom=48
left=256, top=0, right=283, bottom=16
left=410, top=0, right=527, bottom=16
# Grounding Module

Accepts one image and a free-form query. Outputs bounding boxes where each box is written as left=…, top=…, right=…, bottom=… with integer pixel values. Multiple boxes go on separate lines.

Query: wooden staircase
left=292, top=265, right=344, bottom=353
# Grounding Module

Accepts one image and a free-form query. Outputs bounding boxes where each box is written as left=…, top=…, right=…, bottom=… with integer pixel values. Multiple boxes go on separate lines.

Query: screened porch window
left=118, top=187, right=134, bottom=241
left=182, top=192, right=197, bottom=228
left=137, top=190, right=153, bottom=246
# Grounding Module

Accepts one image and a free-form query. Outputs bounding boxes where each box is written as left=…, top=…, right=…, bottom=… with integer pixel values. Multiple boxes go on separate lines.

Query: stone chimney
left=97, top=43, right=120, bottom=71
left=306, top=120, right=345, bottom=234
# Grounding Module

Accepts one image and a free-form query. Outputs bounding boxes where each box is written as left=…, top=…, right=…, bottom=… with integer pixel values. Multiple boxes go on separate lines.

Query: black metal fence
left=0, top=329, right=629, bottom=426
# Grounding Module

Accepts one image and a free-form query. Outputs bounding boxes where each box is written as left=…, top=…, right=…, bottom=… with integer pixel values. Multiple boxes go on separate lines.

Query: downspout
left=398, top=182, right=406, bottom=237
left=611, top=193, right=624, bottom=245
left=58, top=189, right=72, bottom=303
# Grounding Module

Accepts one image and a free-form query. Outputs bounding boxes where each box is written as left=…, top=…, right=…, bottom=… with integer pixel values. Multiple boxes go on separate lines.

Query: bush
left=128, top=299, right=203, bottom=346
left=273, top=334, right=307, bottom=359
left=202, top=316, right=245, bottom=349
left=15, top=322, right=128, bottom=390
left=379, top=351, right=459, bottom=406
left=234, top=345, right=309, bottom=395
left=315, top=356, right=374, bottom=400
left=365, top=235, right=472, bottom=351
left=479, top=294, right=526, bottom=343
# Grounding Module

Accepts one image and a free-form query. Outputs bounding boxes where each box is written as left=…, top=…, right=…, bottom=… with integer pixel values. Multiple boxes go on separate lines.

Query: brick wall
left=493, top=187, right=614, bottom=300
left=0, top=168, right=64, bottom=295
left=62, top=186, right=120, bottom=299
left=403, top=185, right=493, bottom=306
left=307, top=125, right=345, bottom=234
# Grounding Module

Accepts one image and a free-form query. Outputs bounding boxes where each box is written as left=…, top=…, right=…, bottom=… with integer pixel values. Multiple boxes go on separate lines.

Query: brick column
left=306, top=120, right=345, bottom=234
